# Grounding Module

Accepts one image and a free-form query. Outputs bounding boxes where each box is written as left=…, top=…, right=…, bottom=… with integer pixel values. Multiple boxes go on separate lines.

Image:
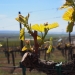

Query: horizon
left=0, top=30, right=75, bottom=34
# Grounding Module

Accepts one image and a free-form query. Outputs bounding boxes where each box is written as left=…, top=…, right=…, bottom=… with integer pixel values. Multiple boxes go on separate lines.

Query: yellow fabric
left=19, top=28, right=25, bottom=41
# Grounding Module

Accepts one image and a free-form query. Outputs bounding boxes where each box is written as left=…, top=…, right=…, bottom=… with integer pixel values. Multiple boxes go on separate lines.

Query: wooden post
left=44, top=49, right=46, bottom=60
left=68, top=22, right=72, bottom=60
left=6, top=38, right=10, bottom=64
left=11, top=51, right=15, bottom=69
left=69, top=32, right=71, bottom=44
left=68, top=22, right=71, bottom=44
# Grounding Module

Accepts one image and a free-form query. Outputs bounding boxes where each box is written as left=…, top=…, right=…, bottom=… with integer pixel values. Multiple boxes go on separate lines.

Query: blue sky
left=0, top=0, right=75, bottom=33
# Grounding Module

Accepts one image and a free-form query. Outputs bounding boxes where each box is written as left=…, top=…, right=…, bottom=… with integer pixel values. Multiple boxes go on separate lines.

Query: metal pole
left=7, top=38, right=8, bottom=50
left=69, top=32, right=71, bottom=44
left=68, top=22, right=72, bottom=60
left=68, top=22, right=71, bottom=44
left=18, top=11, right=26, bottom=75
left=11, top=51, right=15, bottom=69
left=18, top=12, right=23, bottom=50
left=6, top=38, right=10, bottom=64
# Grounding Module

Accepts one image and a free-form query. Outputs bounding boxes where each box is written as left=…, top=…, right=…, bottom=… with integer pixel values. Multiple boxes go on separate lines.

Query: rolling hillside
left=0, top=30, right=75, bottom=39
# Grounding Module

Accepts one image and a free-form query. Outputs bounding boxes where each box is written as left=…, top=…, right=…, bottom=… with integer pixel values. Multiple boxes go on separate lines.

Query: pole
left=68, top=22, right=71, bottom=44
left=69, top=32, right=71, bottom=44
left=18, top=12, right=23, bottom=50
left=11, top=51, right=15, bottom=69
left=18, top=12, right=24, bottom=56
left=68, top=22, right=72, bottom=60
left=6, top=38, right=10, bottom=64
left=18, top=11, right=26, bottom=75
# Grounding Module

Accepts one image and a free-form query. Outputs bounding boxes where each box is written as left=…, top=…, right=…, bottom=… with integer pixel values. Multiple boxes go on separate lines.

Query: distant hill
left=0, top=30, right=75, bottom=38
left=0, top=30, right=19, bottom=34
left=0, top=30, right=31, bottom=38
left=0, top=30, right=19, bottom=38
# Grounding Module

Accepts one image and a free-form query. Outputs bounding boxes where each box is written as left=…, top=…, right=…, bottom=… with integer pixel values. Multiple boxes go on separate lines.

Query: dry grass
left=50, top=50, right=66, bottom=62
left=40, top=49, right=66, bottom=62
left=0, top=49, right=66, bottom=75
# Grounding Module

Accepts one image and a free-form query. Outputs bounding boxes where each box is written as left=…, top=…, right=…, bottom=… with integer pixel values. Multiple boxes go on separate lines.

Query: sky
left=0, top=0, right=75, bottom=33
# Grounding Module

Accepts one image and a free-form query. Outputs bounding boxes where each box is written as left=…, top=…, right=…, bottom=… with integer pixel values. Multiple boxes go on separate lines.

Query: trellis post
left=68, top=22, right=72, bottom=60
left=18, top=12, right=23, bottom=50
left=18, top=11, right=26, bottom=75
left=6, top=37, right=10, bottom=64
